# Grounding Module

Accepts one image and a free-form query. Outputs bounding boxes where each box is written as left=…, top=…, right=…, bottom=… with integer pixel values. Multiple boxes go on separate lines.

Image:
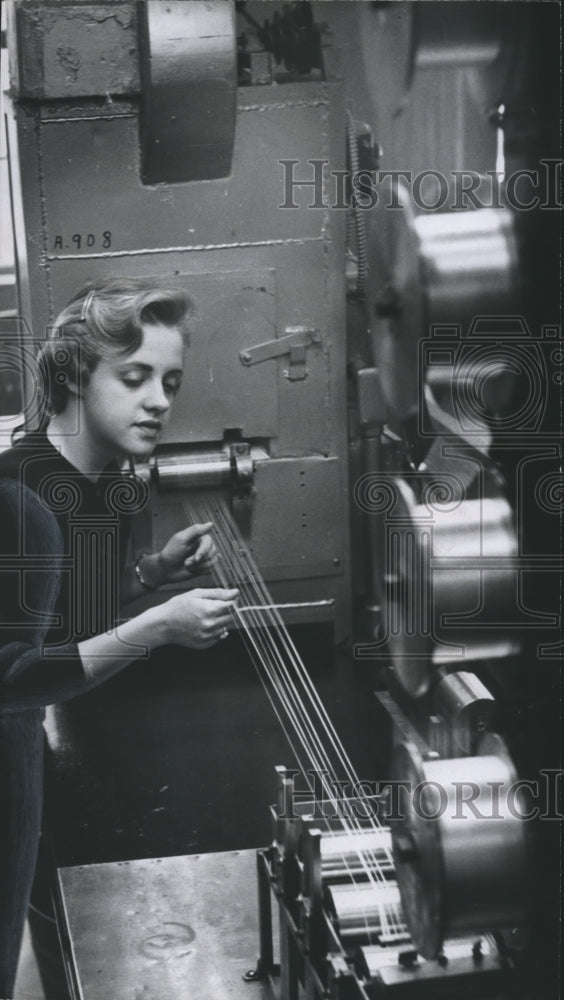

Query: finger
left=194, top=551, right=220, bottom=567
left=180, top=522, right=214, bottom=544
left=212, top=599, right=238, bottom=615
left=214, top=614, right=234, bottom=631
left=184, top=540, right=218, bottom=571
left=200, top=618, right=231, bottom=640
left=196, top=588, right=239, bottom=601
left=188, top=535, right=213, bottom=562
left=189, top=587, right=236, bottom=600
left=169, top=525, right=214, bottom=561
left=201, top=604, right=236, bottom=629
left=208, top=602, right=238, bottom=621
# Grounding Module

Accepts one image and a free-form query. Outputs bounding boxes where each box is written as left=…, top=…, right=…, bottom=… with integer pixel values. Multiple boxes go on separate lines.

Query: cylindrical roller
left=320, top=828, right=394, bottom=879
left=414, top=209, right=521, bottom=338
left=139, top=0, right=236, bottom=183
left=391, top=741, right=528, bottom=959
left=325, top=881, right=405, bottom=943
left=387, top=480, right=520, bottom=697
left=153, top=450, right=232, bottom=491
left=434, top=671, right=496, bottom=753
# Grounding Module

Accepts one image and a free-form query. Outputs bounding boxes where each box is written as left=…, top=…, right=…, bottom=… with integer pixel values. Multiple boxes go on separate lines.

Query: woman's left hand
left=141, top=523, right=219, bottom=587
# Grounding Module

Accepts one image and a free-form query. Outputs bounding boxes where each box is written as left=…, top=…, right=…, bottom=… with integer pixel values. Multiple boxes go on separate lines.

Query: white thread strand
left=185, top=496, right=404, bottom=937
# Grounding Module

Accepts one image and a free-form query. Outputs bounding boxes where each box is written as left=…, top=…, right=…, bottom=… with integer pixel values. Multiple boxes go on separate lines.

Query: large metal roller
left=385, top=478, right=520, bottom=697
left=391, top=741, right=528, bottom=959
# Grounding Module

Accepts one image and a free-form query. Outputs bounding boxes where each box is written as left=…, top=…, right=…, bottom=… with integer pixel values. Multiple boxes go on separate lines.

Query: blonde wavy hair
left=35, top=277, right=192, bottom=425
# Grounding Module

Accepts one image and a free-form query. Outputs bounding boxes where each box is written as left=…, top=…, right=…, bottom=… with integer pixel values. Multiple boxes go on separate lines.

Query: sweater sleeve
left=0, top=639, right=94, bottom=714
left=0, top=476, right=97, bottom=711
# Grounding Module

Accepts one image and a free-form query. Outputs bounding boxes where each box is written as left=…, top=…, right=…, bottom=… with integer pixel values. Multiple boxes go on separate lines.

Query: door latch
left=240, top=326, right=321, bottom=381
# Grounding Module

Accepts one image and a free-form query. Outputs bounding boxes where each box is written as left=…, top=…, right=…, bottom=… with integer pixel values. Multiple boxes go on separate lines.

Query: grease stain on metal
left=56, top=45, right=81, bottom=82
left=140, top=921, right=196, bottom=962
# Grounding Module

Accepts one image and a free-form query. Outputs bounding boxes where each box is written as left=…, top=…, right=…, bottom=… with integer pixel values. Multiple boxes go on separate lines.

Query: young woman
left=0, top=277, right=238, bottom=997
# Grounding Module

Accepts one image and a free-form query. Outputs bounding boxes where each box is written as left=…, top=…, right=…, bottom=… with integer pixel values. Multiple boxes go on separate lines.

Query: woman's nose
left=144, top=379, right=171, bottom=412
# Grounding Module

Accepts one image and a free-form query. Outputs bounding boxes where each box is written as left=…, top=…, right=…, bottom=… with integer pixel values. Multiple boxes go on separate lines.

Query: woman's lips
left=134, top=421, right=161, bottom=436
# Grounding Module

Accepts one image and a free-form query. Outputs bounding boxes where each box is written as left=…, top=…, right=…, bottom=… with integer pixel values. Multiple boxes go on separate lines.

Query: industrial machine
left=3, top=2, right=561, bottom=998
left=250, top=759, right=527, bottom=999
left=6, top=0, right=351, bottom=642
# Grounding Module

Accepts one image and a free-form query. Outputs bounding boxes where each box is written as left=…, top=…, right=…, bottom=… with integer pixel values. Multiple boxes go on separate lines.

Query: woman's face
left=78, top=322, right=185, bottom=461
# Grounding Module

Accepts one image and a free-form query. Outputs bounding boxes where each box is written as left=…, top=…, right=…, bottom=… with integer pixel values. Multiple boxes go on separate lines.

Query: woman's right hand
left=159, top=587, right=239, bottom=649
left=78, top=588, right=240, bottom=683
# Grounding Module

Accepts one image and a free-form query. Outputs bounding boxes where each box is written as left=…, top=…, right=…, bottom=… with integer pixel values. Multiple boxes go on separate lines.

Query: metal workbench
left=56, top=849, right=276, bottom=1000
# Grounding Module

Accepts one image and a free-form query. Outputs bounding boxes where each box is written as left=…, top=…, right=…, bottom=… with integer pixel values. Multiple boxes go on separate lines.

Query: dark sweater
left=0, top=436, right=138, bottom=995
left=0, top=477, right=82, bottom=994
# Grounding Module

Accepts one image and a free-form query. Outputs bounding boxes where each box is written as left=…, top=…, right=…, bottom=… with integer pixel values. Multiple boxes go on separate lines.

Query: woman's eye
left=122, top=377, right=144, bottom=389
left=164, top=381, right=181, bottom=396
